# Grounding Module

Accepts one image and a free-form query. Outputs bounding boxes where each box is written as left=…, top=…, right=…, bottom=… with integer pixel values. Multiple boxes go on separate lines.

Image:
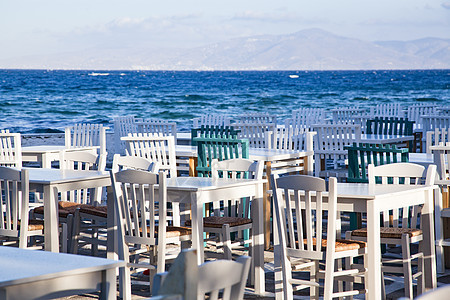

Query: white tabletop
left=0, top=246, right=123, bottom=287
left=165, top=176, right=265, bottom=192
left=361, top=134, right=414, bottom=144
left=24, top=168, right=109, bottom=185
left=22, top=145, right=99, bottom=153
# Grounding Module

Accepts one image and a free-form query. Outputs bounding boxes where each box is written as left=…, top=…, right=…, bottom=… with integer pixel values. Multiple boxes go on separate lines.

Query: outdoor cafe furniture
left=346, top=163, right=436, bottom=299
left=431, top=144, right=450, bottom=273
left=135, top=119, right=177, bottom=140
left=65, top=123, right=108, bottom=156
left=271, top=173, right=438, bottom=300
left=0, top=167, right=67, bottom=251
left=284, top=107, right=326, bottom=129
left=0, top=245, right=124, bottom=300
left=106, top=174, right=266, bottom=295
left=271, top=175, right=368, bottom=299
left=0, top=130, right=21, bottom=167
left=111, top=169, right=192, bottom=300
left=152, top=249, right=251, bottom=300
left=192, top=114, right=232, bottom=128
left=184, top=158, right=263, bottom=260
left=21, top=145, right=99, bottom=168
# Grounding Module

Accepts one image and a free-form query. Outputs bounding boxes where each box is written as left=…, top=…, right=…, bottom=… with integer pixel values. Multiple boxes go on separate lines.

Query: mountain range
left=2, top=28, right=449, bottom=70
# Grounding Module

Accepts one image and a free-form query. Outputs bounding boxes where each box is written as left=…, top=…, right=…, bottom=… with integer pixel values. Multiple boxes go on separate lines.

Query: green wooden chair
left=346, top=143, right=409, bottom=183
left=366, top=117, right=414, bottom=151
left=345, top=143, right=409, bottom=230
left=191, top=125, right=240, bottom=146
left=193, top=134, right=249, bottom=177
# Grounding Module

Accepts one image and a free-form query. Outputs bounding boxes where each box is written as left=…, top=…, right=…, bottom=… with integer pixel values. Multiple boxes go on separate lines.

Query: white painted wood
left=65, top=123, right=108, bottom=156
left=237, top=113, right=276, bottom=124
left=111, top=153, right=159, bottom=173
left=0, top=246, right=123, bottom=300
left=407, top=104, right=438, bottom=129
left=137, top=119, right=177, bottom=143
left=232, top=122, right=276, bottom=149
left=111, top=170, right=192, bottom=299
left=205, top=159, right=263, bottom=260
left=369, top=103, right=404, bottom=118
left=113, top=116, right=143, bottom=155
left=271, top=174, right=367, bottom=299
left=0, top=131, right=22, bottom=167
left=192, top=114, right=232, bottom=128
left=153, top=249, right=251, bottom=300
left=285, top=107, right=326, bottom=129
left=426, top=128, right=450, bottom=153
left=312, top=124, right=362, bottom=179
left=352, top=162, right=436, bottom=299
left=421, top=115, right=450, bottom=133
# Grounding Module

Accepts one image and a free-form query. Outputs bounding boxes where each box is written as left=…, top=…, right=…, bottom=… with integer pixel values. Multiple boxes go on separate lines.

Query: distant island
left=1, top=28, right=449, bottom=70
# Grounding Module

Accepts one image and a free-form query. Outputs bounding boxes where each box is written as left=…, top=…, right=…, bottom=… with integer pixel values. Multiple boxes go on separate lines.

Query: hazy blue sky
left=1, top=0, right=449, bottom=60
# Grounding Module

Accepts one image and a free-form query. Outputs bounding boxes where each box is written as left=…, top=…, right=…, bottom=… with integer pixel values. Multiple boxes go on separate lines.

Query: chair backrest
left=193, top=135, right=249, bottom=177
left=426, top=128, right=450, bottom=153
left=431, top=143, right=450, bottom=182
left=369, top=103, right=403, bottom=118
left=271, top=174, right=339, bottom=261
left=113, top=116, right=142, bottom=155
left=65, top=123, right=107, bottom=155
left=0, top=167, right=30, bottom=248
left=406, top=104, right=438, bottom=125
left=137, top=119, right=177, bottom=142
left=346, top=143, right=409, bottom=183
left=59, top=150, right=106, bottom=204
left=368, top=162, right=436, bottom=228
left=111, top=169, right=166, bottom=264
left=210, top=158, right=263, bottom=218
left=421, top=115, right=450, bottom=133
left=232, top=122, right=276, bottom=149
left=366, top=117, right=414, bottom=136
left=237, top=112, right=276, bottom=124
left=286, top=107, right=326, bottom=129
left=192, top=114, right=232, bottom=128
left=191, top=125, right=240, bottom=146
left=332, top=107, right=366, bottom=124
left=153, top=249, right=251, bottom=300
left=312, top=124, right=361, bottom=176
left=122, top=133, right=177, bottom=178
left=111, top=154, right=159, bottom=173
left=268, top=127, right=314, bottom=151
left=0, top=131, right=22, bottom=167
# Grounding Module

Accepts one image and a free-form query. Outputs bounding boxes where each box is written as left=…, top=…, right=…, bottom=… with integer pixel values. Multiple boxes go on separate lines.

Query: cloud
left=442, top=2, right=450, bottom=9
left=231, top=11, right=300, bottom=23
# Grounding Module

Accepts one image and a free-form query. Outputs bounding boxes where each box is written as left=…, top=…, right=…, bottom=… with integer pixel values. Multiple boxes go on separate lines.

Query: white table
left=0, top=246, right=124, bottom=300
left=22, top=145, right=98, bottom=168
left=175, top=145, right=314, bottom=248
left=361, top=134, right=414, bottom=145
left=26, top=168, right=111, bottom=252
left=107, top=176, right=266, bottom=295
left=274, top=182, right=437, bottom=300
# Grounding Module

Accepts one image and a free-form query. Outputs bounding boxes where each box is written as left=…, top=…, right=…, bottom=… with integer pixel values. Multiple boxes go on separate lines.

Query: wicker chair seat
left=351, top=227, right=422, bottom=239
left=78, top=205, right=108, bottom=218
left=138, top=226, right=192, bottom=238
left=298, top=238, right=366, bottom=252
left=185, top=216, right=252, bottom=228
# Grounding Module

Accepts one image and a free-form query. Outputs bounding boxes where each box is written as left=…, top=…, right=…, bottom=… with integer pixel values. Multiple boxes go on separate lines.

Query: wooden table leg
left=264, top=161, right=272, bottom=250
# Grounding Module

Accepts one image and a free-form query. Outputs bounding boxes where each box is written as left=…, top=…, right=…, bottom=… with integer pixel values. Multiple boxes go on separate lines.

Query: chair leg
left=310, top=261, right=320, bottom=300
left=222, top=224, right=232, bottom=260
left=401, top=234, right=413, bottom=300
left=71, top=209, right=81, bottom=254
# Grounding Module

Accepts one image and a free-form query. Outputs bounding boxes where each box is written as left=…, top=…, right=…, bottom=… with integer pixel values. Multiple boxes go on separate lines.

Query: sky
left=1, top=0, right=450, bottom=60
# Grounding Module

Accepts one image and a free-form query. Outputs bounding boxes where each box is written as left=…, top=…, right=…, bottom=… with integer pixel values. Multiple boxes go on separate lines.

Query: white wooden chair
left=421, top=115, right=450, bottom=133
left=113, top=116, right=143, bottom=155
left=312, top=124, right=361, bottom=180
left=431, top=144, right=450, bottom=273
left=137, top=119, right=177, bottom=141
left=285, top=107, right=327, bottom=129
left=65, top=123, right=108, bottom=155
left=192, top=114, right=232, bottom=128
left=111, top=169, right=192, bottom=300
left=185, top=158, right=263, bottom=260
left=0, top=167, right=67, bottom=251
left=407, top=104, right=438, bottom=130
left=111, top=153, right=159, bottom=173
left=426, top=128, right=450, bottom=153
left=346, top=162, right=436, bottom=299
left=0, top=130, right=22, bottom=167
left=152, top=249, right=251, bottom=300
left=370, top=103, right=404, bottom=118
left=271, top=174, right=367, bottom=299
left=122, top=133, right=184, bottom=226
left=237, top=112, right=276, bottom=124
left=232, top=122, right=277, bottom=149
left=414, top=283, right=450, bottom=300
left=331, top=107, right=367, bottom=124
left=267, top=128, right=315, bottom=176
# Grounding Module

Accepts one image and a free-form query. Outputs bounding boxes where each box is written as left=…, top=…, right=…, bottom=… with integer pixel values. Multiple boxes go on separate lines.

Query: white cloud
left=442, top=2, right=450, bottom=9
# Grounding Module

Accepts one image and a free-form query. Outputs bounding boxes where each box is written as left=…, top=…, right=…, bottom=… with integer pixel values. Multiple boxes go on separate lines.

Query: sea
left=1, top=69, right=449, bottom=133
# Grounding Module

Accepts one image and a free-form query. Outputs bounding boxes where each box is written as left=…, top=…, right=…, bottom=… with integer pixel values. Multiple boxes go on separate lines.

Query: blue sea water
left=1, top=69, right=449, bottom=133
